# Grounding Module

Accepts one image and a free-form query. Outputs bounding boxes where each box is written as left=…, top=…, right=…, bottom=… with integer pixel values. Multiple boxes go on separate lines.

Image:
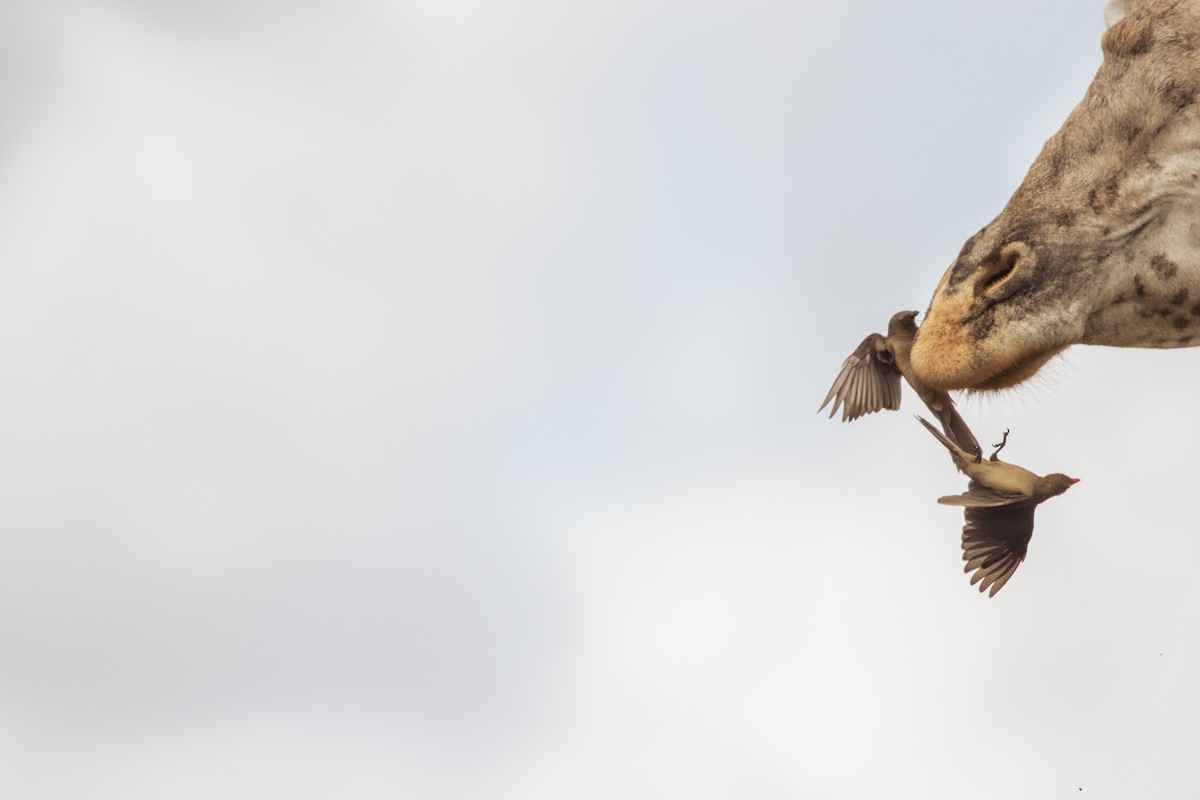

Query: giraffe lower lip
left=970, top=348, right=1063, bottom=391
left=973, top=366, right=1029, bottom=391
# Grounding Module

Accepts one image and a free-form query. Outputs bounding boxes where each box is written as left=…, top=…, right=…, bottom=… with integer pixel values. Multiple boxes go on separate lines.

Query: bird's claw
left=989, top=428, right=1010, bottom=462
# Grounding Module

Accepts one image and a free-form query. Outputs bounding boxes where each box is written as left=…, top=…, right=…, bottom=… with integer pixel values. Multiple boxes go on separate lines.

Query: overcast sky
left=1, top=0, right=1197, bottom=797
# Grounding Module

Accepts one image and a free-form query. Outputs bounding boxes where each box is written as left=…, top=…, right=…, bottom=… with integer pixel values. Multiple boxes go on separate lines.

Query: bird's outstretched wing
left=958, top=497, right=1036, bottom=597
left=818, top=333, right=902, bottom=422
left=936, top=487, right=1024, bottom=508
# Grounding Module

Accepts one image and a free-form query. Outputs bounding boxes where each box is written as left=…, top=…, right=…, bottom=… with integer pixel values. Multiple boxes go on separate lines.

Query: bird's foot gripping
left=989, top=429, right=1011, bottom=462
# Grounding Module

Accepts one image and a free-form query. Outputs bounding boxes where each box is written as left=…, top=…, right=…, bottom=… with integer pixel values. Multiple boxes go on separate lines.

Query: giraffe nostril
left=982, top=259, right=1017, bottom=292
left=977, top=242, right=1034, bottom=298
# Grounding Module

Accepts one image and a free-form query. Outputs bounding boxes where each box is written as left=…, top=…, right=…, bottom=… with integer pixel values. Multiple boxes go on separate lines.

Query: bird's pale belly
left=969, top=461, right=1039, bottom=496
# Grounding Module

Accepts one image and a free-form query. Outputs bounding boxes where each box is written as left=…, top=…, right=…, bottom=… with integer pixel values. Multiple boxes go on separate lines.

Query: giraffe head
left=913, top=0, right=1200, bottom=390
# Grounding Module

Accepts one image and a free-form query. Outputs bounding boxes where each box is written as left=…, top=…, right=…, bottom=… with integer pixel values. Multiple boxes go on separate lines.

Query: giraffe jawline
left=969, top=348, right=1064, bottom=391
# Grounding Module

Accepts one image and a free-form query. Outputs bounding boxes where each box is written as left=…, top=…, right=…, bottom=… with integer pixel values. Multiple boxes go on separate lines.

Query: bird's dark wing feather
left=960, top=500, right=1036, bottom=597
left=818, top=333, right=902, bottom=422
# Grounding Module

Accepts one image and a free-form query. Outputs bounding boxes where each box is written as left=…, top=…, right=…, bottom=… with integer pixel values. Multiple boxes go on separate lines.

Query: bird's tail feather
left=916, top=415, right=974, bottom=472
left=939, top=406, right=982, bottom=460
left=916, top=415, right=959, bottom=453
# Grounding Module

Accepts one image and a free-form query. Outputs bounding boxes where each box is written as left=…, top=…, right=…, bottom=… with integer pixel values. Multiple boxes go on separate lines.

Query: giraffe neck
left=1083, top=157, right=1200, bottom=349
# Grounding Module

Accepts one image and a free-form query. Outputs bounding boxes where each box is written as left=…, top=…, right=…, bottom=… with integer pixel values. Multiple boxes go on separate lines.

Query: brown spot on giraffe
left=1089, top=176, right=1122, bottom=213
left=1162, top=81, right=1198, bottom=111
left=1052, top=208, right=1078, bottom=227
left=1151, top=253, right=1180, bottom=279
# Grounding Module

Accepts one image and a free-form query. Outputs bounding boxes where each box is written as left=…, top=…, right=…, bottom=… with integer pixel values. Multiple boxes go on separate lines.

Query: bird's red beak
left=1071, top=478, right=1081, bottom=484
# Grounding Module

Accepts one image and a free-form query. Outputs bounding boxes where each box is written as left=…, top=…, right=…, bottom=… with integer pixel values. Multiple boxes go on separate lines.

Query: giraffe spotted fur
left=913, top=0, right=1200, bottom=390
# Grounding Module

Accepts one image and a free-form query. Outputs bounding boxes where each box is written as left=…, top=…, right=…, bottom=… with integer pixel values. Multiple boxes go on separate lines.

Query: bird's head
left=887, top=310, right=919, bottom=337
left=1042, top=474, right=1080, bottom=497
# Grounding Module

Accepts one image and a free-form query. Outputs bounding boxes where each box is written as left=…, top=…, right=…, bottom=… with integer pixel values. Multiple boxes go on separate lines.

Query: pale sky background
left=0, top=0, right=1197, bottom=797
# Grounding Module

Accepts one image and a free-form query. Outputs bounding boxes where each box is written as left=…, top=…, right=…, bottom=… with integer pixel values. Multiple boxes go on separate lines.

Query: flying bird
left=820, top=311, right=981, bottom=458
left=917, top=416, right=1078, bottom=597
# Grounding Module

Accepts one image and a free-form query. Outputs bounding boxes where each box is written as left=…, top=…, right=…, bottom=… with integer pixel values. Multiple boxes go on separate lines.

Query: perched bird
left=820, top=311, right=981, bottom=458
left=917, top=416, right=1078, bottom=597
